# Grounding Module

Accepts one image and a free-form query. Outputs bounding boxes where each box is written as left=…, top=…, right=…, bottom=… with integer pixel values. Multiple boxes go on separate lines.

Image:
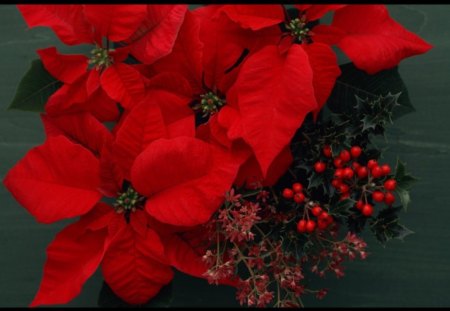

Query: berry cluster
left=282, top=182, right=334, bottom=233
left=314, top=145, right=398, bottom=217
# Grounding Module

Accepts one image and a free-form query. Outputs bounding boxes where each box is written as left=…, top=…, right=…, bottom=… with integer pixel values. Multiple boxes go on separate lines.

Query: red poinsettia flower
left=312, top=5, right=433, bottom=74
left=155, top=4, right=431, bottom=187
left=18, top=5, right=187, bottom=63
left=3, top=82, right=245, bottom=304
left=17, top=4, right=187, bottom=120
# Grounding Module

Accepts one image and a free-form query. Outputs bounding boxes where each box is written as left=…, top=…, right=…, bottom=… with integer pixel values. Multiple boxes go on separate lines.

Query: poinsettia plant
left=4, top=4, right=431, bottom=308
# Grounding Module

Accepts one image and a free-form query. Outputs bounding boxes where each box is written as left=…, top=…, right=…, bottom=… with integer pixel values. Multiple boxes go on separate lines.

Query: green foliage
left=370, top=207, right=414, bottom=246
left=394, top=159, right=419, bottom=211
left=8, top=59, right=61, bottom=112
left=328, top=63, right=414, bottom=120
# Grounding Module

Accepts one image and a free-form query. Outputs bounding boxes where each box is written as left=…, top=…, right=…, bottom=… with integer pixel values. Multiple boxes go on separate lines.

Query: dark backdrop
left=0, top=5, right=449, bottom=307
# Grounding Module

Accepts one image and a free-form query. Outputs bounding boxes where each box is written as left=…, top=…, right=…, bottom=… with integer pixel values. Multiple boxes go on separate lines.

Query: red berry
left=339, top=183, right=350, bottom=193
left=339, top=150, right=351, bottom=162
left=343, top=167, right=354, bottom=179
left=283, top=188, right=294, bottom=199
left=312, top=206, right=323, bottom=217
left=297, top=219, right=307, bottom=233
left=333, top=157, right=343, bottom=168
left=292, top=182, right=303, bottom=193
left=352, top=162, right=361, bottom=170
left=340, top=192, right=351, bottom=200
left=334, top=168, right=344, bottom=179
left=323, top=145, right=332, bottom=158
left=319, top=211, right=329, bottom=220
left=361, top=204, right=374, bottom=217
left=350, top=146, right=362, bottom=158
left=380, top=164, right=391, bottom=175
left=325, top=215, right=334, bottom=224
left=314, top=161, right=327, bottom=173
left=306, top=220, right=316, bottom=233
left=294, top=192, right=305, bottom=204
left=384, top=192, right=396, bottom=205
left=357, top=167, right=369, bottom=179
left=372, top=191, right=385, bottom=202
left=384, top=179, right=397, bottom=191
left=356, top=200, right=364, bottom=210
left=371, top=166, right=384, bottom=179
left=318, top=219, right=328, bottom=230
left=331, top=179, right=342, bottom=188
left=367, top=159, right=378, bottom=169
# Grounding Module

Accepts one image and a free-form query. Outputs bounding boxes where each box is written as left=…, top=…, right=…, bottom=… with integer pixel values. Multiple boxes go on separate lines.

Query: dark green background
left=1, top=4, right=449, bottom=307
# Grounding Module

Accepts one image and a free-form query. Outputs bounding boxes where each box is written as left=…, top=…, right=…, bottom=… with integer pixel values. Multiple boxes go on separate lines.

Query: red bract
left=18, top=5, right=187, bottom=63
left=3, top=87, right=243, bottom=304
left=18, top=5, right=187, bottom=119
left=313, top=5, right=433, bottom=74
left=131, top=136, right=246, bottom=227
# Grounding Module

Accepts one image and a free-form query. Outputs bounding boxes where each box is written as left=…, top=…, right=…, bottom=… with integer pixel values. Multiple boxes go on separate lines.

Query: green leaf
left=333, top=198, right=354, bottom=217
left=395, top=187, right=411, bottom=211
left=394, top=159, right=419, bottom=190
left=98, top=281, right=173, bottom=307
left=370, top=206, right=414, bottom=246
left=327, top=63, right=414, bottom=120
left=393, top=159, right=418, bottom=211
left=8, top=59, right=62, bottom=112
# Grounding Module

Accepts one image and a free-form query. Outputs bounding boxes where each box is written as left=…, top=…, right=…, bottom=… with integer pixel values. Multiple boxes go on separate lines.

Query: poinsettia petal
left=98, top=144, right=124, bottom=198
left=110, top=46, right=131, bottom=64
left=41, top=112, right=113, bottom=156
left=30, top=218, right=109, bottom=307
left=86, top=87, right=120, bottom=122
left=3, top=136, right=101, bottom=224
left=233, top=44, right=317, bottom=177
left=127, top=5, right=187, bottom=64
left=131, top=137, right=246, bottom=226
left=101, top=220, right=174, bottom=305
left=295, top=4, right=346, bottom=21
left=155, top=91, right=195, bottom=139
left=113, top=100, right=168, bottom=179
left=37, top=47, right=88, bottom=84
left=83, top=5, right=147, bottom=42
left=162, top=234, right=207, bottom=278
left=17, top=5, right=93, bottom=45
left=45, top=72, right=89, bottom=116
left=194, top=5, right=281, bottom=93
left=144, top=72, right=193, bottom=101
left=100, top=63, right=145, bottom=109
left=132, top=137, right=210, bottom=196
left=150, top=11, right=204, bottom=94
left=235, top=145, right=293, bottom=188
left=302, top=43, right=341, bottom=113
left=327, top=5, right=432, bottom=74
left=220, top=5, right=285, bottom=30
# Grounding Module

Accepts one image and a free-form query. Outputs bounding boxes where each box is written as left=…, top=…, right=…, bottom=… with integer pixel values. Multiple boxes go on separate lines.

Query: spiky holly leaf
left=333, top=198, right=354, bottom=217
left=370, top=206, right=414, bottom=246
left=9, top=59, right=62, bottom=112
left=357, top=93, right=400, bottom=133
left=327, top=63, right=414, bottom=120
left=394, top=159, right=418, bottom=211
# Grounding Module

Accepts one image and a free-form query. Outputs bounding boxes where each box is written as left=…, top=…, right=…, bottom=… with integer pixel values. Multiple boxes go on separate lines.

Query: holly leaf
left=333, top=198, right=354, bottom=217
left=327, top=63, right=413, bottom=120
left=9, top=59, right=62, bottom=112
left=98, top=281, right=173, bottom=307
left=370, top=206, right=414, bottom=246
left=394, top=159, right=418, bottom=211
left=394, top=159, right=418, bottom=190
